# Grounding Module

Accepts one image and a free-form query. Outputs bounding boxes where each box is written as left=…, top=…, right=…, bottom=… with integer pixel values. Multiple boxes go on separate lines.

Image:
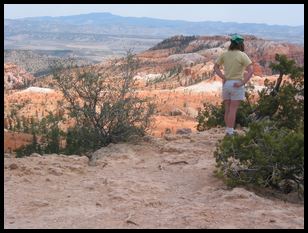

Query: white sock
left=226, top=127, right=234, bottom=135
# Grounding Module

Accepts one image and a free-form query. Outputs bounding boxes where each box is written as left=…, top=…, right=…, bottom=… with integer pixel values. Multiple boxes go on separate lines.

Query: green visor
left=230, top=34, right=244, bottom=44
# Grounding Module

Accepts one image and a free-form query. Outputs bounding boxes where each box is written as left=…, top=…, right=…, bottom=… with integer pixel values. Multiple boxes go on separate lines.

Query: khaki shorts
left=222, top=80, right=245, bottom=100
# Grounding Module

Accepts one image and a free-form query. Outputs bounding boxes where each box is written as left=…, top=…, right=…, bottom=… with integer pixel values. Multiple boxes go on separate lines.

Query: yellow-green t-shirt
left=215, top=50, right=252, bottom=80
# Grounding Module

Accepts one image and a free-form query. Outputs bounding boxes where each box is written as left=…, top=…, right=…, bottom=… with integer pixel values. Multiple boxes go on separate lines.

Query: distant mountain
left=5, top=12, right=304, bottom=46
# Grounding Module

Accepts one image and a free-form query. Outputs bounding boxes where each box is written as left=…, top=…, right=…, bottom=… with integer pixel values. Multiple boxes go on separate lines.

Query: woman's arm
left=242, top=64, right=254, bottom=84
left=214, top=63, right=226, bottom=83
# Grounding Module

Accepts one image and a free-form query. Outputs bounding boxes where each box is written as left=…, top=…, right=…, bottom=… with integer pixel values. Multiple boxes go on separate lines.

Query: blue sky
left=4, top=4, right=304, bottom=26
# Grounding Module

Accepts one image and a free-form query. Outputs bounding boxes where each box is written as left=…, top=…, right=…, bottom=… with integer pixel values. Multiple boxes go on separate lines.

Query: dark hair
left=228, top=41, right=244, bottom=52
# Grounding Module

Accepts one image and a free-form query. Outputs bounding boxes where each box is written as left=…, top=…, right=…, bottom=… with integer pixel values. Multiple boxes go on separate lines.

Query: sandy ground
left=4, top=128, right=304, bottom=229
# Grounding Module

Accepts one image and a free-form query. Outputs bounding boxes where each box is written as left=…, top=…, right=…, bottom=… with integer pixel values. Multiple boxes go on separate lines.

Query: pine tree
left=269, top=54, right=301, bottom=95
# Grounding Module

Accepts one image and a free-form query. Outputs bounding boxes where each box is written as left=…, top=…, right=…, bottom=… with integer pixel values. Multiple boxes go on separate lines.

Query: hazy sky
left=4, top=4, right=304, bottom=26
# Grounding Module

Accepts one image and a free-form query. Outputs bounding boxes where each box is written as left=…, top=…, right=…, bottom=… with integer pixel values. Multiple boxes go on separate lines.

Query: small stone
left=48, top=167, right=63, bottom=176
left=102, top=178, right=108, bottom=185
left=79, top=156, right=89, bottom=163
left=30, top=153, right=42, bottom=157
left=43, top=153, right=58, bottom=157
left=164, top=134, right=178, bottom=141
left=176, top=128, right=192, bottom=135
left=269, top=219, right=276, bottom=223
left=236, top=123, right=242, bottom=130
left=170, top=108, right=184, bottom=116
left=9, top=163, right=18, bottom=170
left=143, top=135, right=153, bottom=142
left=164, top=128, right=172, bottom=134
left=84, top=181, right=96, bottom=190
left=96, top=202, right=102, bottom=207
left=23, top=178, right=31, bottom=183
left=31, top=199, right=49, bottom=207
left=87, top=153, right=97, bottom=166
left=4, top=153, right=14, bottom=158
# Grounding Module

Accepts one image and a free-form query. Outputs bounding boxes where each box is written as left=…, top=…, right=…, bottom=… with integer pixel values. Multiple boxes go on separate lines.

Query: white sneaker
left=225, top=127, right=234, bottom=135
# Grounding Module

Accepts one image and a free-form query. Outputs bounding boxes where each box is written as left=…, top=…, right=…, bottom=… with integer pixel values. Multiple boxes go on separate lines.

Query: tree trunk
left=272, top=72, right=284, bottom=96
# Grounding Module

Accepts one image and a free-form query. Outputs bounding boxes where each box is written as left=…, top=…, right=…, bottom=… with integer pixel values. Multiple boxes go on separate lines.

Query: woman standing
left=214, top=34, right=254, bottom=136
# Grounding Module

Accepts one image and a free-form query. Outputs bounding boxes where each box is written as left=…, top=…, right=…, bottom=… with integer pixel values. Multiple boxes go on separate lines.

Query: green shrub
left=14, top=112, right=64, bottom=157
left=196, top=100, right=254, bottom=131
left=53, top=51, right=155, bottom=154
left=214, top=120, right=304, bottom=196
left=196, top=103, right=225, bottom=131
left=64, top=125, right=103, bottom=155
left=15, top=133, right=41, bottom=158
left=254, top=80, right=303, bottom=130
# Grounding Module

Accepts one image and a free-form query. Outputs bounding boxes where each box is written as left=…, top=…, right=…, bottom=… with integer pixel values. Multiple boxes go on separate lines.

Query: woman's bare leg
left=227, top=100, right=241, bottom=128
left=224, top=100, right=231, bottom=127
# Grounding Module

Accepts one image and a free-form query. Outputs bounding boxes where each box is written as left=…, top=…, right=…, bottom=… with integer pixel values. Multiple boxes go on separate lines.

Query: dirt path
left=4, top=128, right=304, bottom=229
